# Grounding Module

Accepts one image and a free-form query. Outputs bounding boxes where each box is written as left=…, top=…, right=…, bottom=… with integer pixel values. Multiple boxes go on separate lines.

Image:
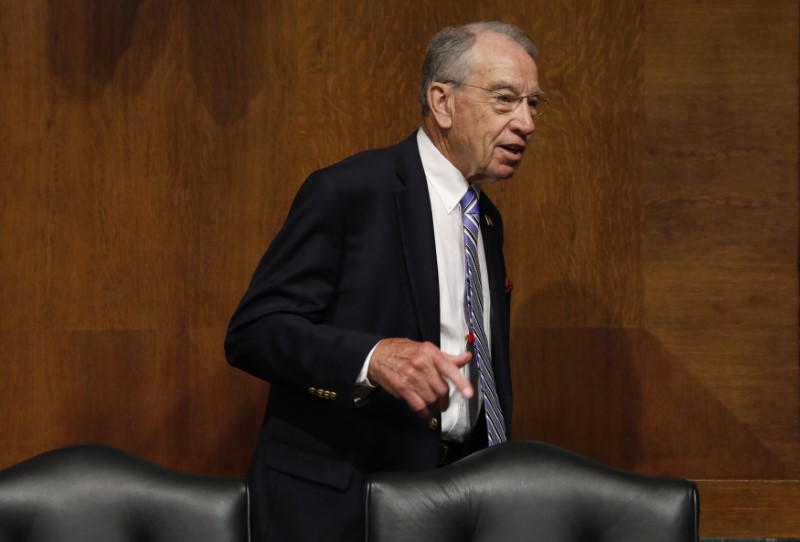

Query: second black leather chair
left=365, top=440, right=699, bottom=542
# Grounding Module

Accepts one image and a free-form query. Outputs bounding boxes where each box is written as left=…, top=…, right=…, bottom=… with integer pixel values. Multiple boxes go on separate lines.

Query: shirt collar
left=416, top=128, right=474, bottom=215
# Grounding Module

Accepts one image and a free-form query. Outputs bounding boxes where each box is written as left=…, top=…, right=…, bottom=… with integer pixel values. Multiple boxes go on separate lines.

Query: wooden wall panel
left=698, top=480, right=800, bottom=537
left=643, top=0, right=799, bottom=466
left=1, top=0, right=797, bottom=537
left=0, top=0, right=275, bottom=472
left=639, top=1, right=800, bottom=534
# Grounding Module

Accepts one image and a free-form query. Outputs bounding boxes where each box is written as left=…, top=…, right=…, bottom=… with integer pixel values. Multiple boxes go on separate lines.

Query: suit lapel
left=479, top=199, right=508, bottom=359
left=481, top=205, right=504, bottom=311
left=479, top=196, right=513, bottom=432
left=393, top=135, right=440, bottom=345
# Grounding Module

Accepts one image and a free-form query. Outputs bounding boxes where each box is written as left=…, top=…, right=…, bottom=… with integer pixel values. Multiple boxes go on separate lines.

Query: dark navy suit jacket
left=224, top=132, right=512, bottom=542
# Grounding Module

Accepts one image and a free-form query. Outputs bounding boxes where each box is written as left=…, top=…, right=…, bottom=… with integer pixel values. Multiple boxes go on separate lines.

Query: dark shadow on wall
left=510, top=281, right=644, bottom=472
left=511, top=281, right=788, bottom=479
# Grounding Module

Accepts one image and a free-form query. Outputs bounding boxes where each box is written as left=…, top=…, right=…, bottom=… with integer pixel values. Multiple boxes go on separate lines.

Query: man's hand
left=367, top=338, right=473, bottom=419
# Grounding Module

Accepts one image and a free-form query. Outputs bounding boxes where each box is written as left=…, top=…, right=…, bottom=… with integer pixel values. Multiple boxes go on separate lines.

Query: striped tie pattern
left=460, top=186, right=507, bottom=446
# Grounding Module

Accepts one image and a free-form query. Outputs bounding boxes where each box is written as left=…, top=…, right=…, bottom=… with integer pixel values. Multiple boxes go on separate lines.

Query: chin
left=490, top=167, right=518, bottom=181
left=493, top=159, right=524, bottom=179
left=470, top=163, right=519, bottom=184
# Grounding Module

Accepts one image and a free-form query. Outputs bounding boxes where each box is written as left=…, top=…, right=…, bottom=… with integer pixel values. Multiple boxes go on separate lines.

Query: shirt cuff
left=353, top=341, right=380, bottom=402
left=356, top=342, right=379, bottom=388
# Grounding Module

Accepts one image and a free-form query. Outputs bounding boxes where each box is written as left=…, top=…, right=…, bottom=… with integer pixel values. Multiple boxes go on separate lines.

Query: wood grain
left=698, top=480, right=800, bottom=537
left=0, top=0, right=797, bottom=536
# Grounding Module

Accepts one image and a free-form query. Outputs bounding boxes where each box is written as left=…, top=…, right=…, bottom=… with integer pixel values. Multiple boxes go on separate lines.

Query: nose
left=511, top=102, right=536, bottom=137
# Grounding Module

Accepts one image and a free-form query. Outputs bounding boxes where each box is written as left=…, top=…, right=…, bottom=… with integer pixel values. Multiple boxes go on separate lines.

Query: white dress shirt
left=357, top=128, right=492, bottom=442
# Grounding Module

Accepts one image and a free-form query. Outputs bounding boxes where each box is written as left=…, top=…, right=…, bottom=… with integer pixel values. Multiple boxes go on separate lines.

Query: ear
left=427, top=82, right=454, bottom=129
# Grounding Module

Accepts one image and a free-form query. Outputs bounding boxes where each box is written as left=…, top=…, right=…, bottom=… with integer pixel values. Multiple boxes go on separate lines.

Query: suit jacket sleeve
left=224, top=170, right=383, bottom=407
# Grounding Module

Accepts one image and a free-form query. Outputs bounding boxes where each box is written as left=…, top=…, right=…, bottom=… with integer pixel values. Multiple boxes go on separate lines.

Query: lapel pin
left=485, top=215, right=494, bottom=227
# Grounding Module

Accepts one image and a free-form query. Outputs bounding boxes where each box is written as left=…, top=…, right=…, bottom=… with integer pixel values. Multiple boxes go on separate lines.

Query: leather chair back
left=365, top=441, right=698, bottom=542
left=0, top=445, right=249, bottom=542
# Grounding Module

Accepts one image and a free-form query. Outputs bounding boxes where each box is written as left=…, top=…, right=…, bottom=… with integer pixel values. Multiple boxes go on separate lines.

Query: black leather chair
left=365, top=441, right=699, bottom=542
left=0, top=445, right=249, bottom=542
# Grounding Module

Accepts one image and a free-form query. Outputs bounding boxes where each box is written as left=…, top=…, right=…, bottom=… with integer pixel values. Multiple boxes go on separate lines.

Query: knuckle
left=394, top=378, right=412, bottom=396
left=419, top=341, right=437, bottom=355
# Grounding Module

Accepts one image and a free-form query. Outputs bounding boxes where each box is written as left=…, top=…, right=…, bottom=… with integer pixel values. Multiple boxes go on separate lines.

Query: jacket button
left=428, top=418, right=439, bottom=430
left=330, top=392, right=338, bottom=400
left=307, top=387, right=316, bottom=395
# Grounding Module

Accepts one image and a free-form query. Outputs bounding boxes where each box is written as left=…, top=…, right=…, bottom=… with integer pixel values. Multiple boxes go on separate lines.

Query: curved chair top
left=0, top=444, right=249, bottom=542
left=366, top=440, right=699, bottom=542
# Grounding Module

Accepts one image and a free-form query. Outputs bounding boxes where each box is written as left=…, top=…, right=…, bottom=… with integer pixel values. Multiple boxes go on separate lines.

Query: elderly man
left=225, top=21, right=544, bottom=542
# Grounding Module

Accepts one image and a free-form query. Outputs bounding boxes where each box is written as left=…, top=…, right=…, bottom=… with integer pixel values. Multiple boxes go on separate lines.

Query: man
left=225, top=21, right=544, bottom=542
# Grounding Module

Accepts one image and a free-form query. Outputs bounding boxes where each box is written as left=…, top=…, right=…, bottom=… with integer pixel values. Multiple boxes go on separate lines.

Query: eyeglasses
left=444, top=81, right=549, bottom=117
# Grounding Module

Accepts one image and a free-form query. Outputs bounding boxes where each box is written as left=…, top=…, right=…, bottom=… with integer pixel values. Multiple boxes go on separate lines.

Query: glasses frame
left=443, top=80, right=549, bottom=117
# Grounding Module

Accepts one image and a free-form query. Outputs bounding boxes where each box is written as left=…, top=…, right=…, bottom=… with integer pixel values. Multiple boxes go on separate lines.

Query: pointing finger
left=436, top=352, right=474, bottom=400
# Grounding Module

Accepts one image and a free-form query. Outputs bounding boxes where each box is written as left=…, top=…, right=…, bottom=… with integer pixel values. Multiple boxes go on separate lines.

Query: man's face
left=446, top=33, right=541, bottom=184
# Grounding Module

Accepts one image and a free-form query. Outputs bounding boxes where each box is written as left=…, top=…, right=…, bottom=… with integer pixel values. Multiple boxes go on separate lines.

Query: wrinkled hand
left=367, top=338, right=473, bottom=419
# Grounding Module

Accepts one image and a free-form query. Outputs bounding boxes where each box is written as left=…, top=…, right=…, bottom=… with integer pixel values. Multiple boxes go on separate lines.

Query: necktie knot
left=460, top=186, right=479, bottom=218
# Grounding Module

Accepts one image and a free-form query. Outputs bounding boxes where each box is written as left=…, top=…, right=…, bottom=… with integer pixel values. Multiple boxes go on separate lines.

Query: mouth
left=499, top=143, right=526, bottom=159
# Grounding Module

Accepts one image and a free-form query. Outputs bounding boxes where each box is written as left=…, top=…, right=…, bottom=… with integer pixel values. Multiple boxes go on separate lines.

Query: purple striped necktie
left=460, top=186, right=507, bottom=446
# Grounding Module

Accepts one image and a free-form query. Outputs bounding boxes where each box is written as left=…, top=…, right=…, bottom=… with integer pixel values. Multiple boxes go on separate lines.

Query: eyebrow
left=485, top=80, right=544, bottom=96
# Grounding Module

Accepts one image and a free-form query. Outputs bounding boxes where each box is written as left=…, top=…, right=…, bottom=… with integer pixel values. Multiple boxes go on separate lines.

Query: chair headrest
left=0, top=445, right=250, bottom=542
left=365, top=441, right=698, bottom=542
